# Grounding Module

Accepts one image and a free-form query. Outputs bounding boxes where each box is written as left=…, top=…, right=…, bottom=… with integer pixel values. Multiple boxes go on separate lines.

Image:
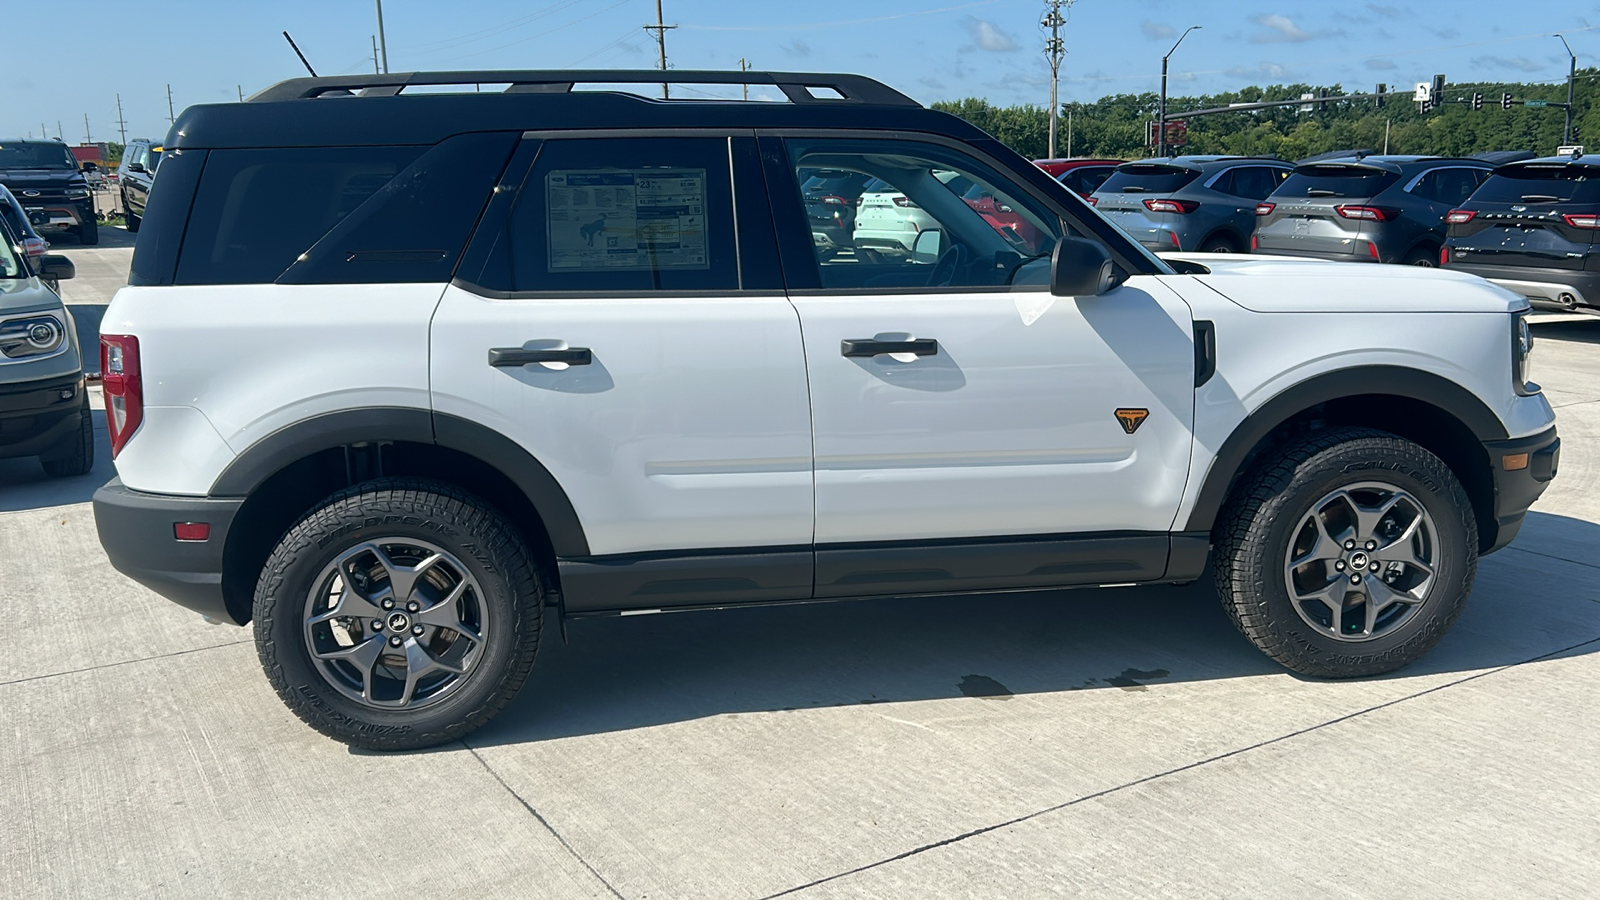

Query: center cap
left=1349, top=551, right=1370, bottom=569
left=387, top=612, right=412, bottom=633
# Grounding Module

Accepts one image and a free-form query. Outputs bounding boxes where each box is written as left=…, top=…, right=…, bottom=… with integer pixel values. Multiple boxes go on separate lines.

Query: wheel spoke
left=1295, top=578, right=1349, bottom=631
left=415, top=580, right=482, bottom=643
left=1352, top=492, right=1407, bottom=543
left=332, top=546, right=394, bottom=616
left=1289, top=511, right=1342, bottom=568
left=398, top=638, right=447, bottom=705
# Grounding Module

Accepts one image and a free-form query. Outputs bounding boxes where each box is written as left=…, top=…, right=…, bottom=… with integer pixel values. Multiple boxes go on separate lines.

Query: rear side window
left=1470, top=164, right=1600, bottom=204
left=1098, top=164, right=1200, bottom=194
left=1059, top=166, right=1114, bottom=195
left=499, top=136, right=737, bottom=293
left=1408, top=167, right=1485, bottom=205
left=176, top=146, right=421, bottom=285
left=1218, top=166, right=1287, bottom=201
left=1274, top=165, right=1398, bottom=199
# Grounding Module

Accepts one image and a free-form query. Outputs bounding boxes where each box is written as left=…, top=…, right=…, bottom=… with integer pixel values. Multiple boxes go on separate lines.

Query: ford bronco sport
left=92, top=70, right=1559, bottom=750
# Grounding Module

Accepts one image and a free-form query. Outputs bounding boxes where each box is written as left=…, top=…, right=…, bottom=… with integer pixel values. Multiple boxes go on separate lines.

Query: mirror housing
left=38, top=254, right=75, bottom=282
left=127, top=162, right=146, bottom=174
left=1049, top=237, right=1116, bottom=297
left=83, top=162, right=99, bottom=171
left=911, top=229, right=944, bottom=264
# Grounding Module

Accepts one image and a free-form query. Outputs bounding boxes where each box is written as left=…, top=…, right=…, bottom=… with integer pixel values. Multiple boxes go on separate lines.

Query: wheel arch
left=214, top=408, right=586, bottom=624
left=1185, top=366, right=1507, bottom=552
left=1198, top=226, right=1247, bottom=252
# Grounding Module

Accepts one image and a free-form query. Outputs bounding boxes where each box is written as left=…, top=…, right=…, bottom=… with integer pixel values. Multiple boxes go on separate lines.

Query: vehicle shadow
left=1532, top=319, right=1600, bottom=345
left=464, top=510, right=1600, bottom=748
left=66, top=304, right=106, bottom=374
left=0, top=418, right=113, bottom=511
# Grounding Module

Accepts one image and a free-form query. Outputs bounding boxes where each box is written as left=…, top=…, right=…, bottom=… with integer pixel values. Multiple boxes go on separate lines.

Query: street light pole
left=375, top=0, right=390, bottom=74
left=1159, top=25, right=1201, bottom=158
left=1555, top=33, right=1576, bottom=145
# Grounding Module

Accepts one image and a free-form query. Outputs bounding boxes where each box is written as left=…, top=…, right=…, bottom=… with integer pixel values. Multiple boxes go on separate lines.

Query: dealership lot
left=3, top=235, right=1598, bottom=898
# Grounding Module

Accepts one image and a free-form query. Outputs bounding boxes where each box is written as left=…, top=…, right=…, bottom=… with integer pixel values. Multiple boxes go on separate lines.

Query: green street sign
left=1525, top=100, right=1549, bottom=108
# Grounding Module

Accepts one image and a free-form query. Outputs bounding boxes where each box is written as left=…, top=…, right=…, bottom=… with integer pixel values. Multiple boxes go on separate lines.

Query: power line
left=680, top=0, right=1002, bottom=32
left=433, top=0, right=635, bottom=64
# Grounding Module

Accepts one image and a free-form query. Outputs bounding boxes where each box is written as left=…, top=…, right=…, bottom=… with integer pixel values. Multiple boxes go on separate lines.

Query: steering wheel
left=927, top=244, right=967, bottom=288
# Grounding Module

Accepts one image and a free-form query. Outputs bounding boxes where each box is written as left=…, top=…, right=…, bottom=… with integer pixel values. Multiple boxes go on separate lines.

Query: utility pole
left=115, top=94, right=127, bottom=146
left=375, top=0, right=390, bottom=73
left=167, top=84, right=175, bottom=124
left=1041, top=1, right=1068, bottom=159
left=1159, top=25, right=1201, bottom=157
left=238, top=85, right=245, bottom=102
left=373, top=35, right=381, bottom=74
left=1067, top=107, right=1073, bottom=157
left=84, top=113, right=91, bottom=144
left=57, top=121, right=64, bottom=141
left=644, top=0, right=676, bottom=99
left=739, top=57, right=749, bottom=101
left=1555, top=34, right=1576, bottom=144
left=41, top=123, right=48, bottom=141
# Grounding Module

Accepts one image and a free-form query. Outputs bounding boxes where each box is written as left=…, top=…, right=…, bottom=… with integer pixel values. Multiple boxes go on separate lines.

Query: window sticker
left=547, top=169, right=709, bottom=271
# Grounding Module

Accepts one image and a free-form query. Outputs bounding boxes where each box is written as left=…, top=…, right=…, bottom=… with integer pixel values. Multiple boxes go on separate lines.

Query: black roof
left=168, top=69, right=979, bottom=150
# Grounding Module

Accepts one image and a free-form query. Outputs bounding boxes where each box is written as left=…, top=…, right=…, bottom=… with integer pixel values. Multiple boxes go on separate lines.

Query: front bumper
left=0, top=372, right=84, bottom=458
left=1482, top=426, right=1560, bottom=553
left=24, top=199, right=93, bottom=232
left=93, top=478, right=246, bottom=623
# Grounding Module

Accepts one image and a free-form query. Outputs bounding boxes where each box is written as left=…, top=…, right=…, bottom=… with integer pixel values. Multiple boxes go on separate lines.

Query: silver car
left=1092, top=156, right=1291, bottom=253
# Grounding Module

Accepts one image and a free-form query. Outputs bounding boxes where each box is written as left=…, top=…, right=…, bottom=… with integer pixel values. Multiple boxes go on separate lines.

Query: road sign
left=1413, top=82, right=1431, bottom=102
left=1525, top=100, right=1549, bottom=108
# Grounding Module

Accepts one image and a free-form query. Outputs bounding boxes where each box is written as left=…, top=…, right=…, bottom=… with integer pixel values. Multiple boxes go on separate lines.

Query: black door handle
left=488, top=347, right=592, bottom=367
left=841, top=338, right=939, bottom=358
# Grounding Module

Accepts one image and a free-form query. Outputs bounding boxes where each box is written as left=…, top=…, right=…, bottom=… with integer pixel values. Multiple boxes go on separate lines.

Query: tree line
left=933, top=70, right=1599, bottom=161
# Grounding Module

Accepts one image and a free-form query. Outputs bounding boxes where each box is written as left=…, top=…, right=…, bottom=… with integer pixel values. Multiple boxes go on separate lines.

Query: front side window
left=784, top=138, right=1064, bottom=290
left=501, top=137, right=737, bottom=293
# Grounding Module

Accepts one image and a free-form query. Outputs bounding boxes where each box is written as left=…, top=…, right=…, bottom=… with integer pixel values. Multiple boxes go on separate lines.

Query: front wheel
left=123, top=192, right=141, bottom=233
left=39, top=398, right=94, bottom=478
left=77, top=220, right=99, bottom=245
left=1213, top=428, right=1477, bottom=678
left=254, top=479, right=544, bottom=750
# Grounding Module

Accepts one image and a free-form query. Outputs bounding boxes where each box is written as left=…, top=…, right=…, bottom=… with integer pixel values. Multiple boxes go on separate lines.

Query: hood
left=0, top=168, right=87, bottom=190
left=1161, top=252, right=1528, bottom=314
left=0, top=275, right=68, bottom=316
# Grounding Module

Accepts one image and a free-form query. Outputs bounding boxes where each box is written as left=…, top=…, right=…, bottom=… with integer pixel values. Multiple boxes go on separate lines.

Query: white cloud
left=1471, top=54, right=1545, bottom=73
left=1251, top=14, right=1313, bottom=43
left=1141, top=21, right=1177, bottom=40
left=966, top=18, right=1019, bottom=52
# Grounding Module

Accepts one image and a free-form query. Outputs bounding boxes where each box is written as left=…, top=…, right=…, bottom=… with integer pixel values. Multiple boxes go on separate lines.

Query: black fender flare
left=1182, top=365, right=1507, bottom=533
left=210, top=407, right=590, bottom=556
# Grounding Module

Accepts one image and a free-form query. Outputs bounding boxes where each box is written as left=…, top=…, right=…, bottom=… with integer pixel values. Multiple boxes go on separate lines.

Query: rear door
left=430, top=133, right=815, bottom=609
left=763, top=135, right=1197, bottom=597
left=1451, top=161, right=1600, bottom=270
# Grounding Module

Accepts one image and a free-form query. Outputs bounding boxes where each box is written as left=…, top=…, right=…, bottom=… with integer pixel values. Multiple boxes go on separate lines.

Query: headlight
left=1512, top=310, right=1537, bottom=396
left=64, top=189, right=91, bottom=200
left=0, top=314, right=66, bottom=359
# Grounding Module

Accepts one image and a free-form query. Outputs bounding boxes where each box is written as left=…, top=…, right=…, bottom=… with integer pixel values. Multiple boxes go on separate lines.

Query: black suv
left=1443, top=154, right=1600, bottom=313
left=118, top=138, right=162, bottom=232
left=1254, top=156, right=1489, bottom=265
left=0, top=139, right=98, bottom=245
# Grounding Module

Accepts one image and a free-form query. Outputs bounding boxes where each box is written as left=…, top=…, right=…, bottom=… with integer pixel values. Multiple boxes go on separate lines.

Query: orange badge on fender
left=1115, top=408, right=1149, bottom=434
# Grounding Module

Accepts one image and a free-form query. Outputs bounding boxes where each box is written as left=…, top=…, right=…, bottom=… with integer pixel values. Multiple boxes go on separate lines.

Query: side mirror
left=1049, top=237, right=1116, bottom=297
left=38, top=254, right=75, bottom=282
left=128, top=162, right=146, bottom=174
left=911, top=229, right=944, bottom=264
left=83, top=162, right=99, bottom=171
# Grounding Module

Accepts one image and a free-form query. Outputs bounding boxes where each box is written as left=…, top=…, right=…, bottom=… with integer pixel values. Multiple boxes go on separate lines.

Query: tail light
left=1445, top=209, right=1476, bottom=225
left=892, top=196, right=919, bottom=209
left=21, top=236, right=47, bottom=258
left=1086, top=195, right=1099, bottom=205
left=1251, top=234, right=1259, bottom=250
left=1337, top=205, right=1390, bottom=221
left=1169, top=231, right=1181, bottom=249
left=1255, top=202, right=1275, bottom=216
left=1368, top=241, right=1380, bottom=260
left=1562, top=213, right=1600, bottom=229
left=1145, top=198, right=1199, bottom=214
left=100, top=334, right=143, bottom=457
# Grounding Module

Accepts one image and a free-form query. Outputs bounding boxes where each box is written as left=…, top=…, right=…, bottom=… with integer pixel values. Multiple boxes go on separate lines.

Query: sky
left=6, top=0, right=1600, bottom=145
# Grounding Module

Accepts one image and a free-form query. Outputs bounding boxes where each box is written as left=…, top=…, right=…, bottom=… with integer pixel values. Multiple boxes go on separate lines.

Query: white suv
left=93, top=70, right=1559, bottom=750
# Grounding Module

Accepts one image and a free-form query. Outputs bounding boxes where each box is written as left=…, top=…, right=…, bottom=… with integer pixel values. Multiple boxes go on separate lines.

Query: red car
left=1033, top=158, right=1124, bottom=199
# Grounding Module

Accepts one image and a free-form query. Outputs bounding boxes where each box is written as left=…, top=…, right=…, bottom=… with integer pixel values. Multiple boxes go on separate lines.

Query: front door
left=431, top=134, right=814, bottom=611
left=763, top=135, right=1198, bottom=597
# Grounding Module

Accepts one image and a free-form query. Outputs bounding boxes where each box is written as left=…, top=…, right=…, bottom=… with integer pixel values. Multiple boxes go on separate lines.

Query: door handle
left=840, top=338, right=939, bottom=358
left=488, top=347, right=592, bottom=367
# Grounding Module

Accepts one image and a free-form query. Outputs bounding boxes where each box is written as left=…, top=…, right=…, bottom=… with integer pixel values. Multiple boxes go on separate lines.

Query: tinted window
left=1409, top=167, right=1484, bottom=205
left=1470, top=164, right=1600, bottom=204
left=1098, top=164, right=1201, bottom=194
left=0, top=143, right=76, bottom=170
left=1223, top=166, right=1287, bottom=201
left=1060, top=166, right=1115, bottom=196
left=503, top=137, right=736, bottom=293
left=783, top=138, right=1064, bottom=290
left=176, top=146, right=420, bottom=285
left=1273, top=165, right=1399, bottom=199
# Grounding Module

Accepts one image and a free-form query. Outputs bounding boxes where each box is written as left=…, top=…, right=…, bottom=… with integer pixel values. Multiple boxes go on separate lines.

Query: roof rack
left=248, top=70, right=920, bottom=107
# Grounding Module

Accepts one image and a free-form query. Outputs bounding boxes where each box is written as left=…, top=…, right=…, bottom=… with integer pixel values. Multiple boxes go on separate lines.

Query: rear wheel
left=1214, top=428, right=1477, bottom=678
left=1403, top=246, right=1438, bottom=267
left=1200, top=234, right=1241, bottom=253
left=254, top=479, right=544, bottom=750
left=122, top=192, right=141, bottom=232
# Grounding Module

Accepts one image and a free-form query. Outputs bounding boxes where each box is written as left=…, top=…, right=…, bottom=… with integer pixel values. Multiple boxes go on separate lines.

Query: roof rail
left=247, top=69, right=920, bottom=107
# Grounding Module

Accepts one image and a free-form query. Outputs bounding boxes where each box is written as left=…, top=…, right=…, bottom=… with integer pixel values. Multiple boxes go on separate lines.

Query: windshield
left=1470, top=164, right=1600, bottom=204
left=1275, top=165, right=1398, bottom=199
left=0, top=225, right=24, bottom=278
left=0, top=143, right=77, bottom=170
left=1098, top=165, right=1201, bottom=194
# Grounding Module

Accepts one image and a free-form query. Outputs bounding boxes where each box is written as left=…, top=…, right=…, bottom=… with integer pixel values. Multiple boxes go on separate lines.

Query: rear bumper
left=93, top=478, right=245, bottom=623
left=1482, top=427, right=1560, bottom=553
left=0, top=372, right=84, bottom=458
left=1447, top=262, right=1600, bottom=313
left=1248, top=244, right=1376, bottom=263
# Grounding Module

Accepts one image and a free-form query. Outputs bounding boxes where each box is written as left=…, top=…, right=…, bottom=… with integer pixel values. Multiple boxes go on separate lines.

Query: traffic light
left=1502, top=92, right=1514, bottom=110
left=1375, top=83, right=1387, bottom=108
left=1433, top=73, right=1446, bottom=100
left=1473, top=92, right=1484, bottom=111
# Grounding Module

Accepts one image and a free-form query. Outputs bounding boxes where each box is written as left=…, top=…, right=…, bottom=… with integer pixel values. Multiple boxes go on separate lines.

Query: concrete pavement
left=3, top=234, right=1597, bottom=898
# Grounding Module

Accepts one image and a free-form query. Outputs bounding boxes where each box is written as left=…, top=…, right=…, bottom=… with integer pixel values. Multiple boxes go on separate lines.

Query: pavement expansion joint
left=464, top=743, right=628, bottom=899
left=0, top=639, right=252, bottom=689
left=1506, top=544, right=1600, bottom=574
left=757, top=632, right=1600, bottom=899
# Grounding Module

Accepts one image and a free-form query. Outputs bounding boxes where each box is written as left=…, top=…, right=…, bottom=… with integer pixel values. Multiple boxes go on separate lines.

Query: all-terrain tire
left=77, top=220, right=99, bottom=245
left=39, top=398, right=94, bottom=478
left=1213, top=427, right=1478, bottom=678
left=254, top=479, right=543, bottom=750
